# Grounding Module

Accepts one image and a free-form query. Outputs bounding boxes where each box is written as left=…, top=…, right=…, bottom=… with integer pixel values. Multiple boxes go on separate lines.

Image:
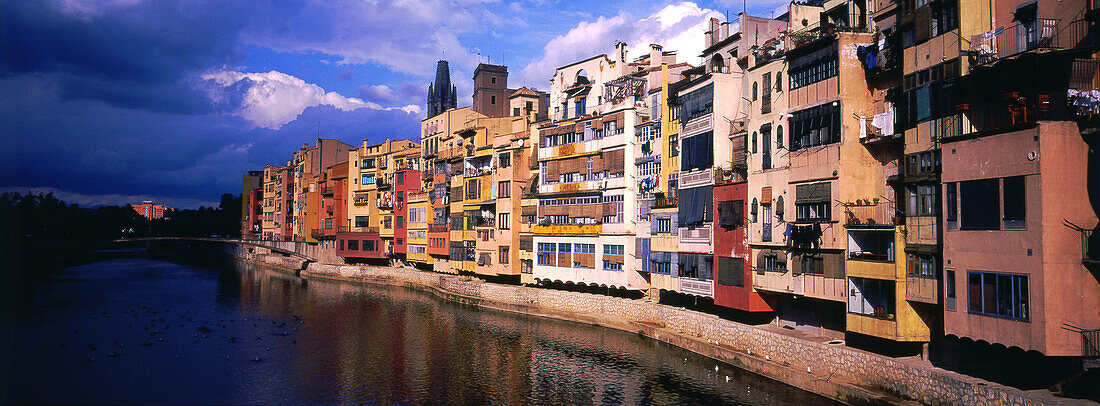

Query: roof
left=509, top=87, right=541, bottom=98
left=699, top=32, right=741, bottom=57
left=554, top=54, right=610, bottom=72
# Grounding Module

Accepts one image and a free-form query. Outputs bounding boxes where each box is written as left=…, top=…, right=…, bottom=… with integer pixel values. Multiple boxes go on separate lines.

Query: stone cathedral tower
left=426, top=60, right=457, bottom=117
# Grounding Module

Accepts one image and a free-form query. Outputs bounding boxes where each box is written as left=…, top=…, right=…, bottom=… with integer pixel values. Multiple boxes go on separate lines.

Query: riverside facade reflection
left=9, top=253, right=837, bottom=405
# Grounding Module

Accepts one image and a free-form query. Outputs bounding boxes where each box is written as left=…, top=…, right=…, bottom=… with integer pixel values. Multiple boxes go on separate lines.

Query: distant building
left=427, top=60, right=458, bottom=118
left=133, top=201, right=169, bottom=220
left=241, top=170, right=263, bottom=238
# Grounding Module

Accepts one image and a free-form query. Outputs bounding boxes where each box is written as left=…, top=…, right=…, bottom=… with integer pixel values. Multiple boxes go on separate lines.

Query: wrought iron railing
left=843, top=200, right=901, bottom=228
left=969, top=18, right=1091, bottom=69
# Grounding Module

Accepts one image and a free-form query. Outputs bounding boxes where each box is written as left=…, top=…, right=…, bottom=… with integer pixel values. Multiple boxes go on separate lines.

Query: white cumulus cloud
left=519, top=2, right=723, bottom=84
left=203, top=70, right=419, bottom=129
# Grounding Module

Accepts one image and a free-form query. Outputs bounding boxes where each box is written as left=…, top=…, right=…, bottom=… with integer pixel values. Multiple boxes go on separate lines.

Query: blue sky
left=0, top=0, right=790, bottom=208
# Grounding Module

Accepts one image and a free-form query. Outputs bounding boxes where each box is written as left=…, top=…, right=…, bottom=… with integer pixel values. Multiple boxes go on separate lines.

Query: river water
left=5, top=250, right=837, bottom=405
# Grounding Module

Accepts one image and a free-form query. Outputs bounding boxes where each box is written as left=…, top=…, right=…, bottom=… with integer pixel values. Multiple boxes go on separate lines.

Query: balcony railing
left=320, top=185, right=335, bottom=195
left=311, top=229, right=336, bottom=240
left=843, top=200, right=901, bottom=228
left=337, top=226, right=380, bottom=234
left=652, top=193, right=677, bottom=208
left=969, top=18, right=1091, bottom=69
left=472, top=217, right=495, bottom=228
left=428, top=224, right=449, bottom=233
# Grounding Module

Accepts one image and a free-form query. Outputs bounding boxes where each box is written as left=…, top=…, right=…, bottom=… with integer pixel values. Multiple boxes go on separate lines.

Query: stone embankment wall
left=237, top=250, right=1077, bottom=406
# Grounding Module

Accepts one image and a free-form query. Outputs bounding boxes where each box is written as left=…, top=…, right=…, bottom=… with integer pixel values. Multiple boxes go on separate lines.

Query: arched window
left=751, top=198, right=759, bottom=223
left=751, top=131, right=758, bottom=154
left=575, top=69, right=590, bottom=85
left=752, top=82, right=758, bottom=100
left=777, top=125, right=784, bottom=148
left=776, top=196, right=785, bottom=221
left=776, top=72, right=783, bottom=92
left=711, top=54, right=726, bottom=73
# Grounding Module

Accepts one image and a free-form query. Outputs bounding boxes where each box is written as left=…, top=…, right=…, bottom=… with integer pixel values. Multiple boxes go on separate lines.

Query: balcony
left=311, top=228, right=336, bottom=240
left=471, top=216, right=495, bottom=228
left=905, top=274, right=939, bottom=304
left=337, top=226, right=380, bottom=234
left=652, top=193, right=677, bottom=208
left=376, top=179, right=391, bottom=190
left=843, top=200, right=901, bottom=228
left=320, top=185, right=335, bottom=195
left=532, top=223, right=601, bottom=236
left=428, top=224, right=449, bottom=233
left=969, top=18, right=1091, bottom=70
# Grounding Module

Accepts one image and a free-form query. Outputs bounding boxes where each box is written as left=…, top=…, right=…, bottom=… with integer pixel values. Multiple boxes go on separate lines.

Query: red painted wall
left=713, top=182, right=773, bottom=312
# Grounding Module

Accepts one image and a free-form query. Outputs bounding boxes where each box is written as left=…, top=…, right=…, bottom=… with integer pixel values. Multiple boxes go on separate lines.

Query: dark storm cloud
left=0, top=0, right=262, bottom=113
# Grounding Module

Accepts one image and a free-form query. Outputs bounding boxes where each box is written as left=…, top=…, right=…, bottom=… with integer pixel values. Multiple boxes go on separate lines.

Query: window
left=945, top=182, right=957, bottom=222
left=717, top=200, right=743, bottom=228
left=657, top=218, right=672, bottom=233
left=752, top=82, right=758, bottom=100
left=677, top=84, right=713, bottom=121
left=762, top=204, right=773, bottom=242
left=967, top=271, right=1029, bottom=320
left=395, top=216, right=404, bottom=228
left=491, top=95, right=496, bottom=105
left=514, top=107, right=521, bottom=116
left=669, top=133, right=679, bottom=157
left=789, top=102, right=841, bottom=151
left=789, top=49, right=838, bottom=90
left=603, top=244, right=624, bottom=255
left=848, top=277, right=896, bottom=318
left=960, top=179, right=1000, bottom=230
left=945, top=269, right=957, bottom=310
left=499, top=152, right=511, bottom=168
left=762, top=254, right=778, bottom=272
left=347, top=240, right=359, bottom=250
left=796, top=201, right=830, bottom=221
left=355, top=216, right=370, bottom=228
left=603, top=260, right=623, bottom=271
left=499, top=246, right=509, bottom=264
left=908, top=184, right=936, bottom=216
left=491, top=77, right=496, bottom=84
left=396, top=238, right=403, bottom=246
left=761, top=72, right=772, bottom=114
left=799, top=254, right=824, bottom=275
left=397, top=172, right=405, bottom=185
left=907, top=254, right=936, bottom=277
left=498, top=213, right=510, bottom=230
left=1002, top=176, right=1025, bottom=229
left=776, top=72, right=783, bottom=92
left=751, top=198, right=758, bottom=223
left=776, top=126, right=784, bottom=149
left=499, top=181, right=511, bottom=198
left=751, top=131, right=758, bottom=154
left=848, top=231, right=895, bottom=262
left=537, top=243, right=555, bottom=266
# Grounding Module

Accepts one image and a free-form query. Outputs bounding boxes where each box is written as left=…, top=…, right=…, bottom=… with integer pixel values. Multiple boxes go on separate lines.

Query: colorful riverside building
left=338, top=139, right=420, bottom=263
left=290, top=139, right=354, bottom=243
left=132, top=201, right=170, bottom=220
left=241, top=171, right=263, bottom=238
left=927, top=0, right=1097, bottom=358
left=314, top=161, right=348, bottom=244
left=420, top=62, right=549, bottom=277
left=531, top=42, right=684, bottom=290
left=261, top=163, right=294, bottom=240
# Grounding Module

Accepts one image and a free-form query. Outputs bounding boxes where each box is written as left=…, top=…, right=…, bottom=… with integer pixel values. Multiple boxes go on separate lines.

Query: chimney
left=615, top=41, right=627, bottom=63
left=707, top=17, right=720, bottom=47
left=649, top=44, right=663, bottom=68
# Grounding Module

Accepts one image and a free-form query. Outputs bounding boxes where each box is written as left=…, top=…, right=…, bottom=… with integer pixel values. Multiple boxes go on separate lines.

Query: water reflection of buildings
left=229, top=261, right=828, bottom=404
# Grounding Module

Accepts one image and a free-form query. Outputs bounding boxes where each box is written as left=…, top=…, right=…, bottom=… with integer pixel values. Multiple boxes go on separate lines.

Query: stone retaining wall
left=289, top=261, right=1071, bottom=406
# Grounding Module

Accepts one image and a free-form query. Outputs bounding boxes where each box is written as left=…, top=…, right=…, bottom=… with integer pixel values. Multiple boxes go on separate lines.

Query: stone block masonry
left=239, top=250, right=1087, bottom=406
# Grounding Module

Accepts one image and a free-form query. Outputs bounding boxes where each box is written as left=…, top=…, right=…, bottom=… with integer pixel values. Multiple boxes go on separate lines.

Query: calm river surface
left=6, top=249, right=838, bottom=405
